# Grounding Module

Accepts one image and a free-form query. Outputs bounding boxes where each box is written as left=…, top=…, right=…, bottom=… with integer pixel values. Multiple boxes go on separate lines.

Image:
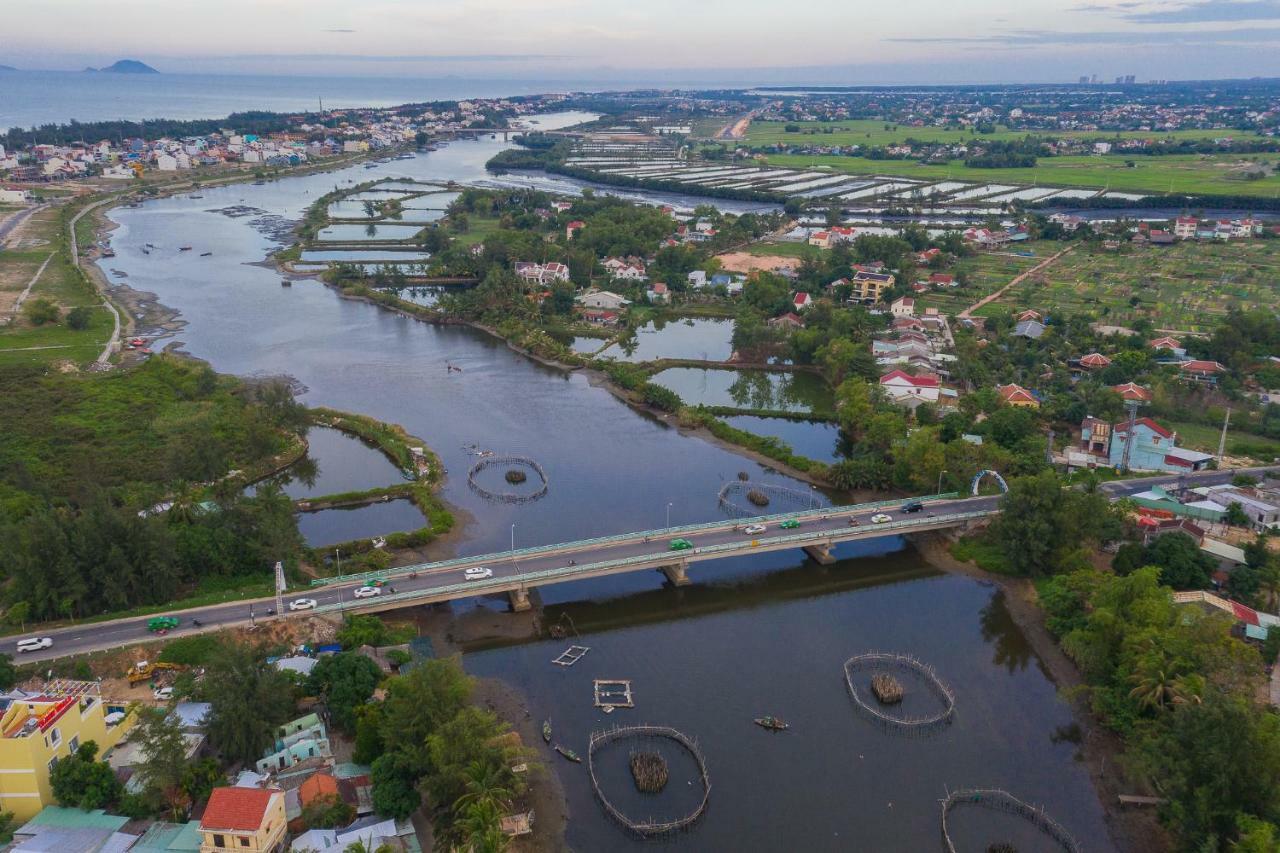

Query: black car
left=901, top=501, right=924, bottom=514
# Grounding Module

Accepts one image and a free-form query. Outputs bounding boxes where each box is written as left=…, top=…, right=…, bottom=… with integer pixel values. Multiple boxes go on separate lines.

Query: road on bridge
left=12, top=466, right=1273, bottom=664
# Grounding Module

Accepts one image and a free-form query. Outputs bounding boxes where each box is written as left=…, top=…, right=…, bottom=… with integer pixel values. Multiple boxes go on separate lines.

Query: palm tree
left=458, top=800, right=508, bottom=853
left=454, top=760, right=515, bottom=814
left=362, top=200, right=377, bottom=218
left=1129, top=649, right=1200, bottom=711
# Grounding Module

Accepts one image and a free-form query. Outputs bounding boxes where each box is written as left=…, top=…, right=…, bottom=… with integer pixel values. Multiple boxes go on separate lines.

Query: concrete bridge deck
left=13, top=466, right=1275, bottom=663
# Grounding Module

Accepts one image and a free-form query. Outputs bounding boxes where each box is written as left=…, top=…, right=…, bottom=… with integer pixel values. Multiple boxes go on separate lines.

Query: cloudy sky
left=6, top=0, right=1280, bottom=82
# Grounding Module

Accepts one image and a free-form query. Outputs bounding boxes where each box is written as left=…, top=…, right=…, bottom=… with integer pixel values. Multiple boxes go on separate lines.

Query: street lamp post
left=511, top=523, right=519, bottom=576
left=937, top=469, right=948, bottom=495
left=666, top=501, right=673, bottom=530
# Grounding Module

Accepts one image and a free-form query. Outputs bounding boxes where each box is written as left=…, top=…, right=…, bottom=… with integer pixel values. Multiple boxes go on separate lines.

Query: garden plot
left=1045, top=188, right=1101, bottom=200
left=770, top=174, right=860, bottom=192
left=1102, top=191, right=1148, bottom=200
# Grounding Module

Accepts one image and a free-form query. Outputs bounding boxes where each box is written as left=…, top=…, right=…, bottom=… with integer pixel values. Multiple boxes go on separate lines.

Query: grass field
left=742, top=241, right=819, bottom=259
left=762, top=152, right=1280, bottom=199
left=986, top=238, right=1280, bottom=332
left=914, top=244, right=1063, bottom=316
left=448, top=215, right=502, bottom=247
left=0, top=202, right=114, bottom=365
left=743, top=119, right=1270, bottom=150
left=1167, top=420, right=1280, bottom=458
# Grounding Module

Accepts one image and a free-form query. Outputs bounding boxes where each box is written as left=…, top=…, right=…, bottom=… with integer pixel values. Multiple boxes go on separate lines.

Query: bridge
left=435, top=127, right=585, bottom=141
left=13, top=465, right=1274, bottom=663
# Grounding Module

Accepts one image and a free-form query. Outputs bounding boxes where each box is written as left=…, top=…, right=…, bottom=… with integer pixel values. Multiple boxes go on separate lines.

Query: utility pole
left=274, top=561, right=285, bottom=616
left=1119, top=400, right=1139, bottom=473
left=1217, top=407, right=1231, bottom=464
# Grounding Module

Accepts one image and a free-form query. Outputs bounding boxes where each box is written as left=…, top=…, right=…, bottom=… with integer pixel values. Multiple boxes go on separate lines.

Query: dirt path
left=958, top=244, right=1076, bottom=320
left=0, top=251, right=53, bottom=323
left=69, top=196, right=127, bottom=364
left=913, top=533, right=1170, bottom=853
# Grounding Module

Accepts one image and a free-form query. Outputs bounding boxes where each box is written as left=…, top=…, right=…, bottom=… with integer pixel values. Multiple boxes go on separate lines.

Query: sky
left=6, top=0, right=1280, bottom=83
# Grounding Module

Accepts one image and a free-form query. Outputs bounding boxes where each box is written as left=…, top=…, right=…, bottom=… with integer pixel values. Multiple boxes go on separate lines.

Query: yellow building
left=200, top=787, right=287, bottom=853
left=851, top=270, right=895, bottom=303
left=0, top=681, right=134, bottom=821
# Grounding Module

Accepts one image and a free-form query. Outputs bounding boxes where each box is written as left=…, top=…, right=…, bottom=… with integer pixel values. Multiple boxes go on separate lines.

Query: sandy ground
left=715, top=250, right=799, bottom=274
left=913, top=532, right=1171, bottom=853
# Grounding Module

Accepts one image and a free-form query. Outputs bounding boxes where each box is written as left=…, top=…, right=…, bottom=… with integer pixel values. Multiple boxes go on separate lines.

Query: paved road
left=13, top=466, right=1274, bottom=664
left=0, top=202, right=46, bottom=247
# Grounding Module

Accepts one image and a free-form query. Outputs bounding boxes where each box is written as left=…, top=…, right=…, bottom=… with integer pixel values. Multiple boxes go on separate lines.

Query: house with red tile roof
left=768, top=312, right=804, bottom=330
left=997, top=383, right=1039, bottom=407
left=1179, top=359, right=1227, bottom=384
left=1149, top=336, right=1185, bottom=356
left=792, top=292, right=813, bottom=311
left=1111, top=382, right=1153, bottom=402
left=566, top=220, right=585, bottom=240
left=1078, top=352, right=1112, bottom=370
left=880, top=369, right=940, bottom=404
left=890, top=296, right=915, bottom=318
left=200, top=787, right=286, bottom=852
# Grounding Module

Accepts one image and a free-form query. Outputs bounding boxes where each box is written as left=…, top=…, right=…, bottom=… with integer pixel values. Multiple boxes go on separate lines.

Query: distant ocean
left=0, top=70, right=733, bottom=133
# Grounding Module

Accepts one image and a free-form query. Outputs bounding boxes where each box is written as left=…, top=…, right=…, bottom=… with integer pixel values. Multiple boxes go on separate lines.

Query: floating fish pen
left=629, top=750, right=668, bottom=792
left=844, top=652, right=956, bottom=732
left=552, top=645, right=590, bottom=667
left=589, top=725, right=711, bottom=837
left=940, top=787, right=1082, bottom=853
left=467, top=454, right=549, bottom=503
left=717, top=481, right=821, bottom=517
left=594, top=679, right=635, bottom=710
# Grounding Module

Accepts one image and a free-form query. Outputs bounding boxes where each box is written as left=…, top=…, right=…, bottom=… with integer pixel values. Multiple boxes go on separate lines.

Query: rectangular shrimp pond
left=462, top=543, right=1116, bottom=852
left=596, top=317, right=734, bottom=363
left=648, top=367, right=833, bottom=414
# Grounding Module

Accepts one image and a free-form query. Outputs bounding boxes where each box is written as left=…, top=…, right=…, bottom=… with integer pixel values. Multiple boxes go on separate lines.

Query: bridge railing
left=307, top=509, right=991, bottom=614
left=308, top=492, right=962, bottom=589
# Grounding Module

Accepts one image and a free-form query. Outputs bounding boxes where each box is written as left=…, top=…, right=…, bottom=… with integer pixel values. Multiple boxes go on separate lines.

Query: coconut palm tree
left=457, top=799, right=508, bottom=853
left=453, top=759, right=515, bottom=813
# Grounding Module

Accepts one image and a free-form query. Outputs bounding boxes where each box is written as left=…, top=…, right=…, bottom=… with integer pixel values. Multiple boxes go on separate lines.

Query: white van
left=16, top=637, right=52, bottom=653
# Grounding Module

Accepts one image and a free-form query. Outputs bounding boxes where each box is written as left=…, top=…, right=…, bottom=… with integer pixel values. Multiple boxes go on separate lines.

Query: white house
left=687, top=270, right=707, bottom=289
left=879, top=369, right=941, bottom=403
left=890, top=296, right=915, bottom=318
left=646, top=282, right=670, bottom=304
left=0, top=188, right=31, bottom=204
left=792, top=292, right=813, bottom=312
left=576, top=289, right=631, bottom=310
left=154, top=152, right=178, bottom=171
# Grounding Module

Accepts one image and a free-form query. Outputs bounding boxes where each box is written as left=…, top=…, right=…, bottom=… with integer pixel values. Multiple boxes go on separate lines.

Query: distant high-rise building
left=1079, top=75, right=1089, bottom=84
left=1115, top=76, right=1123, bottom=85
left=1091, top=74, right=1100, bottom=84
left=1125, top=75, right=1136, bottom=85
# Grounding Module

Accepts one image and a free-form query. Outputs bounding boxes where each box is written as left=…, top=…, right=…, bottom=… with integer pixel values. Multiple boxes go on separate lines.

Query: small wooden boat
left=200, top=251, right=212, bottom=257
left=141, top=247, right=150, bottom=255
left=542, top=721, right=552, bottom=743
left=554, top=744, right=581, bottom=763
left=281, top=280, right=292, bottom=287
left=754, top=715, right=790, bottom=732
left=179, top=246, right=192, bottom=251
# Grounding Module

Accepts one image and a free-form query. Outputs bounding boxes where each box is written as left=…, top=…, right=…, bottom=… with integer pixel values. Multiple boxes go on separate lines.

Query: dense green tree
left=994, top=471, right=1118, bottom=576
left=306, top=652, right=383, bottom=732
left=202, top=642, right=298, bottom=764
left=1144, top=532, right=1216, bottom=590
left=23, top=298, right=59, bottom=326
left=370, top=752, right=422, bottom=820
left=50, top=742, right=121, bottom=810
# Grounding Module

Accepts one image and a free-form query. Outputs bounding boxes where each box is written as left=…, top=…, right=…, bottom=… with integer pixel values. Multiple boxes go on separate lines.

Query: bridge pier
left=659, top=564, right=691, bottom=587
left=803, top=544, right=836, bottom=565
left=509, top=586, right=532, bottom=612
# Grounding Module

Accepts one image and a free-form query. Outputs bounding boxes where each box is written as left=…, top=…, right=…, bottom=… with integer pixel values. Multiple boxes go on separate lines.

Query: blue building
left=1083, top=416, right=1214, bottom=473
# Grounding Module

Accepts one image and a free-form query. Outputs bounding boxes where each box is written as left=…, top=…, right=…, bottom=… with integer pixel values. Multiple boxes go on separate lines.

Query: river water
left=96, top=112, right=1118, bottom=851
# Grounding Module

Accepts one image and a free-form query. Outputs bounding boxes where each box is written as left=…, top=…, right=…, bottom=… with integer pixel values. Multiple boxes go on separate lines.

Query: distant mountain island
left=83, top=60, right=159, bottom=74
left=0, top=64, right=16, bottom=72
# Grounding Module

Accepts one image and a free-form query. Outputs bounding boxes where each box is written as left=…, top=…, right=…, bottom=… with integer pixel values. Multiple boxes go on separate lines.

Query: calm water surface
left=96, top=116, right=1117, bottom=850
left=722, top=414, right=844, bottom=463
left=467, top=542, right=1116, bottom=852
left=651, top=367, right=833, bottom=414
left=597, top=317, right=734, bottom=363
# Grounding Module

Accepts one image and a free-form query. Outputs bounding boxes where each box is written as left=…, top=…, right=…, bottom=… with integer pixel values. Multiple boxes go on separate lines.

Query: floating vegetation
left=737, top=471, right=750, bottom=481
left=871, top=673, right=904, bottom=705
left=505, top=468, right=527, bottom=484
left=844, top=652, right=956, bottom=732
left=747, top=489, right=770, bottom=507
left=629, top=751, right=669, bottom=793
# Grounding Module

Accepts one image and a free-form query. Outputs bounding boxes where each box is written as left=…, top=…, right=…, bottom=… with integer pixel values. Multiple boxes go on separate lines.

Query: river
left=96, top=112, right=1118, bottom=851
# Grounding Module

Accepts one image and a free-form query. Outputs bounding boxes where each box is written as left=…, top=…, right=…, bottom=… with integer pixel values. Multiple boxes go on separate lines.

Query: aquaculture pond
left=597, top=317, right=734, bottom=363
left=273, top=427, right=405, bottom=499
left=649, top=367, right=833, bottom=415
left=296, top=498, right=426, bottom=547
left=720, top=414, right=844, bottom=463
left=315, top=223, right=425, bottom=242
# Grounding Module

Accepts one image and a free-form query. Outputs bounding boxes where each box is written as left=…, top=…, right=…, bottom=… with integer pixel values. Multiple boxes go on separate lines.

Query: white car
left=153, top=686, right=174, bottom=701
left=464, top=566, right=493, bottom=581
left=16, top=637, right=52, bottom=653
left=743, top=524, right=766, bottom=535
left=871, top=513, right=893, bottom=524
left=353, top=586, right=382, bottom=599
left=288, top=598, right=317, bottom=612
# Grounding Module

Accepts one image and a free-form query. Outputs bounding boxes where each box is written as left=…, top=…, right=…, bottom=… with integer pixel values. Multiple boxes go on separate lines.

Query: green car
left=780, top=519, right=801, bottom=530
left=147, top=616, right=179, bottom=632
left=669, top=538, right=694, bottom=551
